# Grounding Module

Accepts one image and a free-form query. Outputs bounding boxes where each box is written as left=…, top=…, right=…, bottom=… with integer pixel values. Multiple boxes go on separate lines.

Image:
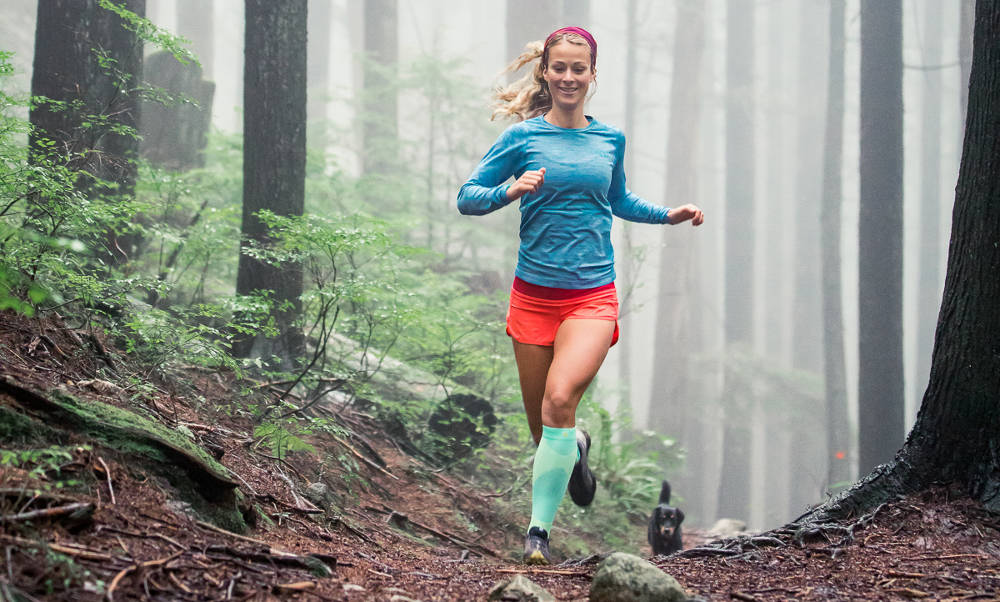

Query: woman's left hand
left=667, top=204, right=704, bottom=226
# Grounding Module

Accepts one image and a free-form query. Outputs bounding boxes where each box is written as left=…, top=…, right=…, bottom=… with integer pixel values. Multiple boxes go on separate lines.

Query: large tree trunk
left=29, top=0, right=145, bottom=263
left=821, top=0, right=850, bottom=493
left=648, top=0, right=707, bottom=523
left=716, top=0, right=755, bottom=522
left=234, top=0, right=308, bottom=365
left=857, top=0, right=904, bottom=476
left=808, top=0, right=1000, bottom=521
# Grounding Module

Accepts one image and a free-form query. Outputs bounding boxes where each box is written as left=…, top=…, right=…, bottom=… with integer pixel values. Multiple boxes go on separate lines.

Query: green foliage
left=253, top=420, right=316, bottom=460
left=96, top=0, right=198, bottom=66
left=0, top=445, right=86, bottom=488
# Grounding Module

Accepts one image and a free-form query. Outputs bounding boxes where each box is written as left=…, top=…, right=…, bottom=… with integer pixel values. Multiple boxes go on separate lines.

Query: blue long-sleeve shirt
left=457, top=115, right=672, bottom=289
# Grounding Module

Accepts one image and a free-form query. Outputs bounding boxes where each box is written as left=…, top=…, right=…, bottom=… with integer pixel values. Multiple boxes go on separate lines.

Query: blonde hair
left=491, top=33, right=593, bottom=122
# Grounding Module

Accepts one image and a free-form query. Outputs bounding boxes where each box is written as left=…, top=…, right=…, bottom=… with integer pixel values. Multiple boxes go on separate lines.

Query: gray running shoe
left=522, top=527, right=551, bottom=565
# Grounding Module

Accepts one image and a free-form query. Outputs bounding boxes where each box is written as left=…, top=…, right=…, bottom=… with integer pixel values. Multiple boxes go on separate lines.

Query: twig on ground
left=96, top=456, right=116, bottom=505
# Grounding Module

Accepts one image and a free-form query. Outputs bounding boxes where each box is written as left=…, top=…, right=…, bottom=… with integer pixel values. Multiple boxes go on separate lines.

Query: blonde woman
left=457, top=26, right=704, bottom=564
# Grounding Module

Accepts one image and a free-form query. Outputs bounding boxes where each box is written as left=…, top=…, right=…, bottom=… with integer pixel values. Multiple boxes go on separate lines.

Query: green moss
left=46, top=390, right=231, bottom=480
left=0, top=406, right=61, bottom=445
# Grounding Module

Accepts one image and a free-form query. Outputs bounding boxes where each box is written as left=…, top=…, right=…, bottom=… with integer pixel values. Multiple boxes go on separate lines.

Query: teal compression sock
left=528, top=425, right=578, bottom=533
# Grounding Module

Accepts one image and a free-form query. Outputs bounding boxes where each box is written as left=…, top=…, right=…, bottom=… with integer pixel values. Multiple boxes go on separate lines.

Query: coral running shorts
left=506, top=280, right=620, bottom=347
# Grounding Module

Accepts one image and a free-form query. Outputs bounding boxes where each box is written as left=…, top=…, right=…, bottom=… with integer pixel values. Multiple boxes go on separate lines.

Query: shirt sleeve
left=608, top=133, right=672, bottom=224
left=457, top=126, right=521, bottom=216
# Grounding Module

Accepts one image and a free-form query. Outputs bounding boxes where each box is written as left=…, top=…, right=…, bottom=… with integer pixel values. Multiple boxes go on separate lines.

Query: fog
left=3, top=0, right=966, bottom=530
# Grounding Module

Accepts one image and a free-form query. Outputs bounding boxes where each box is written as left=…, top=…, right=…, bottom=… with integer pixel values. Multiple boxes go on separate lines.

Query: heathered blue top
left=457, top=115, right=672, bottom=289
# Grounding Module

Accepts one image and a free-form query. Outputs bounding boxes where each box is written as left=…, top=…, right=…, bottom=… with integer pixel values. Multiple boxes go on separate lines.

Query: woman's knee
left=542, top=387, right=578, bottom=425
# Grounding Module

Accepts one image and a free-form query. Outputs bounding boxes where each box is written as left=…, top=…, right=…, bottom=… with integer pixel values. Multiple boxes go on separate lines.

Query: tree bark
left=29, top=0, right=145, bottom=263
left=235, top=0, right=308, bottom=364
left=857, top=0, right=904, bottom=476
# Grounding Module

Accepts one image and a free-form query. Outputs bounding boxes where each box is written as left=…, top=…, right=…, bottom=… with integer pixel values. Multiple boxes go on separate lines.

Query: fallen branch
left=0, top=501, right=94, bottom=524
left=0, top=534, right=113, bottom=562
left=330, top=434, right=398, bottom=480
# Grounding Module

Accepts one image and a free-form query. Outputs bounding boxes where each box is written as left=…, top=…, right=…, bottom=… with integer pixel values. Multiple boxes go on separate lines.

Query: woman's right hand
left=506, top=167, right=546, bottom=201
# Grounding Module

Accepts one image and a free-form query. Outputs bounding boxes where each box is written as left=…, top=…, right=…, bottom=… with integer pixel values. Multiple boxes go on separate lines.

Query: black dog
left=648, top=480, right=684, bottom=556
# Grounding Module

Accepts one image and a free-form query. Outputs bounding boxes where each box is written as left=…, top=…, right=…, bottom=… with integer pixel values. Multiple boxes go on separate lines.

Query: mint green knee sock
left=528, top=425, right=578, bottom=533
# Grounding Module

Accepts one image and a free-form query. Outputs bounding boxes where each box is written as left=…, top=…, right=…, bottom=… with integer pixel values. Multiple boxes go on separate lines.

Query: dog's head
left=651, top=505, right=685, bottom=540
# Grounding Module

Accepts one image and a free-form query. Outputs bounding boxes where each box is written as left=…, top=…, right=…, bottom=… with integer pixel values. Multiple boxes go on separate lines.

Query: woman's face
left=543, top=40, right=594, bottom=111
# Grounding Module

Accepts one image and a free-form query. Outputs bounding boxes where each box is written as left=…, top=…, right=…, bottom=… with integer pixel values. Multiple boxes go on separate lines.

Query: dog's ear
left=675, top=508, right=685, bottom=524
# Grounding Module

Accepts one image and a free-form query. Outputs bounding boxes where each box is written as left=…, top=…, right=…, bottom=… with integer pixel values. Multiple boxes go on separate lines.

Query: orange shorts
left=506, top=285, right=620, bottom=347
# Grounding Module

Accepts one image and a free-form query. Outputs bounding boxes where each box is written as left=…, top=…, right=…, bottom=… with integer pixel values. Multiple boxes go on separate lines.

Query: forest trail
left=2, top=311, right=1000, bottom=601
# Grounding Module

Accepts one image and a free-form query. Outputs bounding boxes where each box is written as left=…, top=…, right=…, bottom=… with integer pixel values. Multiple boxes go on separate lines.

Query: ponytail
left=491, top=41, right=550, bottom=122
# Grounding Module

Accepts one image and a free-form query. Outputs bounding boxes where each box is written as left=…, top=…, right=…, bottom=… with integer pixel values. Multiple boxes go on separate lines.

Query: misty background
left=0, top=0, right=968, bottom=531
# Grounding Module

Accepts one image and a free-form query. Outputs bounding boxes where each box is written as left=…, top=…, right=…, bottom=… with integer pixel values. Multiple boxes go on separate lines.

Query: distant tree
left=858, top=0, right=904, bottom=475
left=307, top=0, right=332, bottom=125
left=234, top=0, right=308, bottom=364
left=808, top=0, right=1000, bottom=521
left=716, top=0, right=755, bottom=522
left=561, top=0, right=589, bottom=28
left=821, top=0, right=850, bottom=493
left=617, top=0, right=638, bottom=410
left=29, top=0, right=146, bottom=263
left=915, top=0, right=944, bottom=412
left=505, top=0, right=560, bottom=61
left=648, top=0, right=707, bottom=521
left=791, top=0, right=826, bottom=375
left=177, top=0, right=213, bottom=79
left=787, top=0, right=829, bottom=519
left=959, top=0, right=974, bottom=133
left=361, top=0, right=398, bottom=179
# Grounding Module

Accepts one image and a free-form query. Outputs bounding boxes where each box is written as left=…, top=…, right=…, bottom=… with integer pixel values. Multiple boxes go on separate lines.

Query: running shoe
left=567, top=428, right=596, bottom=506
left=522, top=527, right=551, bottom=565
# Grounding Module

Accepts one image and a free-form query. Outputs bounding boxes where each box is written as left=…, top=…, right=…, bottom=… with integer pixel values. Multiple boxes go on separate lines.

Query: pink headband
left=543, top=26, right=597, bottom=68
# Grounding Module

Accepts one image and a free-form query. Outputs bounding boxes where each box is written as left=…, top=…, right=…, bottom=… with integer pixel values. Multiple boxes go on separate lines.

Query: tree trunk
left=177, top=0, right=214, bottom=78
left=561, top=0, right=589, bottom=28
left=29, top=0, right=145, bottom=263
left=915, top=0, right=944, bottom=414
left=307, top=0, right=332, bottom=125
left=808, top=0, right=1000, bottom=522
left=617, top=0, right=638, bottom=416
left=235, top=0, right=308, bottom=365
left=361, top=0, right=397, bottom=178
left=648, top=0, right=707, bottom=521
left=959, top=0, right=974, bottom=134
left=787, top=0, right=829, bottom=519
left=821, top=0, right=851, bottom=494
left=857, top=0, right=904, bottom=476
left=717, top=0, right=755, bottom=522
